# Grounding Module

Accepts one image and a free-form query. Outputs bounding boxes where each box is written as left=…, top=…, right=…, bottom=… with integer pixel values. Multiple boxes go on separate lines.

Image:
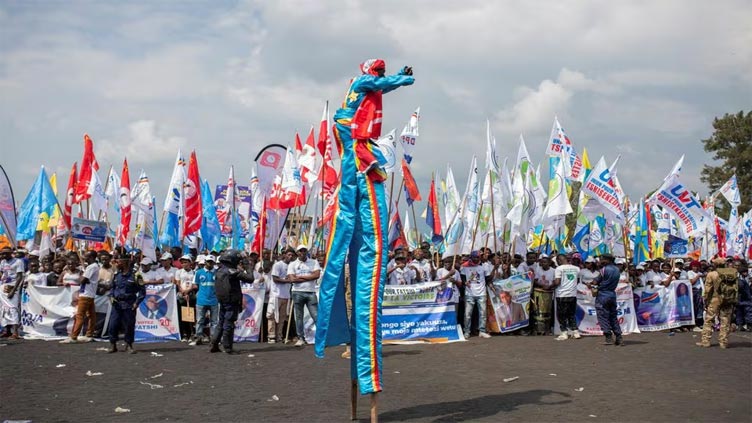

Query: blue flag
left=200, top=179, right=222, bottom=252
left=572, top=223, right=591, bottom=261
left=159, top=212, right=180, bottom=248
left=633, top=198, right=650, bottom=265
left=16, top=167, right=58, bottom=241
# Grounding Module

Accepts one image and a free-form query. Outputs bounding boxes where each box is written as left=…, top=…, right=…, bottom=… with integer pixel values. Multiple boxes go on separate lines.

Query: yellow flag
left=48, top=173, right=61, bottom=228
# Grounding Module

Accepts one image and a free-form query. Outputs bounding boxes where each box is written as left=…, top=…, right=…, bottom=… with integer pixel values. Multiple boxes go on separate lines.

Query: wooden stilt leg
left=370, top=392, right=378, bottom=423
left=350, top=379, right=358, bottom=420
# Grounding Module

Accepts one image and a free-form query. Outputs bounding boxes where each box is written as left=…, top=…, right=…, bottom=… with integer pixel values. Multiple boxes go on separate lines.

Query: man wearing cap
left=578, top=257, right=599, bottom=287
left=288, top=245, right=321, bottom=346
left=591, top=254, right=623, bottom=345
left=137, top=258, right=159, bottom=285
left=192, top=255, right=217, bottom=345
left=107, top=249, right=145, bottom=353
left=155, top=253, right=176, bottom=284
left=175, top=254, right=196, bottom=341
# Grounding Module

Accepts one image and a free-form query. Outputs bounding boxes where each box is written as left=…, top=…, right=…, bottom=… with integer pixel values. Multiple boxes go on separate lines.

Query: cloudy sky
left=2, top=1, right=750, bottom=216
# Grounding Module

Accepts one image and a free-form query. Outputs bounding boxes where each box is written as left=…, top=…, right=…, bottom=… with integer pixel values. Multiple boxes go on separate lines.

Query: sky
left=1, top=1, right=751, bottom=220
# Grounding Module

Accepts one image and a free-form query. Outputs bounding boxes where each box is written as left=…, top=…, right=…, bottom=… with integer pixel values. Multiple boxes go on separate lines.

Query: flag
left=106, top=166, right=121, bottom=213
left=280, top=145, right=304, bottom=195
left=581, top=148, right=592, bottom=183
left=718, top=174, right=741, bottom=207
left=387, top=203, right=407, bottom=250
left=16, top=167, right=59, bottom=241
left=399, top=107, right=420, bottom=164
left=269, top=148, right=307, bottom=210
left=298, top=127, right=321, bottom=186
left=117, top=159, right=131, bottom=246
left=200, top=178, right=222, bottom=252
left=442, top=165, right=461, bottom=232
left=87, top=167, right=108, bottom=218
left=183, top=150, right=202, bottom=236
left=648, top=174, right=710, bottom=237
left=62, top=162, right=77, bottom=230
left=0, top=165, right=18, bottom=245
left=543, top=157, right=573, bottom=220
left=47, top=172, right=61, bottom=229
left=375, top=129, right=398, bottom=174
left=401, top=159, right=421, bottom=206
left=130, top=171, right=155, bottom=255
left=461, top=156, right=481, bottom=253
left=426, top=178, right=443, bottom=244
left=74, top=134, right=100, bottom=203
left=163, top=150, right=185, bottom=214
left=485, top=120, right=500, bottom=173
left=663, top=155, right=684, bottom=183
left=582, top=157, right=624, bottom=222
left=318, top=102, right=339, bottom=197
left=403, top=209, right=418, bottom=250
left=572, top=222, right=591, bottom=260
left=633, top=198, right=650, bottom=265
left=250, top=200, right=267, bottom=254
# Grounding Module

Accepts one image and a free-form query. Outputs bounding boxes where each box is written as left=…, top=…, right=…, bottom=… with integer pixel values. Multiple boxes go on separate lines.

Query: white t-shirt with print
left=535, top=267, right=556, bottom=290
left=26, top=272, right=47, bottom=287
left=155, top=266, right=177, bottom=284
left=461, top=265, right=488, bottom=297
left=288, top=258, right=321, bottom=292
left=388, top=267, right=415, bottom=285
left=554, top=264, right=579, bottom=298
left=1, top=258, right=25, bottom=285
left=175, top=268, right=195, bottom=293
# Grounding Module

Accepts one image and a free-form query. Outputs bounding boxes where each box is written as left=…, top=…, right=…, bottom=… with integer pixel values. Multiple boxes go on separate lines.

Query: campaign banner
left=71, top=217, right=108, bottom=242
left=234, top=283, right=265, bottom=342
left=135, top=284, right=180, bottom=342
left=381, top=281, right=464, bottom=343
left=214, top=184, right=252, bottom=236
left=651, top=177, right=709, bottom=237
left=486, top=274, right=532, bottom=334
left=20, top=285, right=111, bottom=340
left=554, top=283, right=639, bottom=336
left=634, top=280, right=694, bottom=331
left=2, top=289, right=21, bottom=327
left=664, top=234, right=689, bottom=258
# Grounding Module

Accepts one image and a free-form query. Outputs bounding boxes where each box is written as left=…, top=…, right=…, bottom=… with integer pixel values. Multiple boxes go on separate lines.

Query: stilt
left=350, top=379, right=358, bottom=420
left=370, top=392, right=379, bottom=423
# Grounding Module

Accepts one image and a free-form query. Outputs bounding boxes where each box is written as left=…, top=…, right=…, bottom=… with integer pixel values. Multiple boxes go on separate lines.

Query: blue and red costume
left=315, top=59, right=413, bottom=395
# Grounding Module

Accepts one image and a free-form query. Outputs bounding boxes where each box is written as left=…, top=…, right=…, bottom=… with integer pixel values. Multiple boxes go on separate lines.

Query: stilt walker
left=314, top=59, right=414, bottom=422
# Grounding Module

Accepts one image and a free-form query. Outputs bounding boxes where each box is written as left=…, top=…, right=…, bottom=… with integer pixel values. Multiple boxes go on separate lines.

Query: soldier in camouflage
left=696, top=258, right=738, bottom=349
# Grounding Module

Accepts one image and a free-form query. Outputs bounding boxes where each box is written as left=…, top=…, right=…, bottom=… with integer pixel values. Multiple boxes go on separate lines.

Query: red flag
left=317, top=102, right=329, bottom=157
left=401, top=159, right=421, bottom=206
left=294, top=132, right=304, bottom=153
left=62, top=162, right=77, bottom=230
left=183, top=150, right=202, bottom=236
left=318, top=103, right=339, bottom=197
left=117, top=159, right=131, bottom=246
left=299, top=127, right=319, bottom=185
left=267, top=179, right=307, bottom=210
left=715, top=216, right=726, bottom=258
left=74, top=134, right=99, bottom=203
left=426, top=178, right=443, bottom=243
left=250, top=200, right=267, bottom=254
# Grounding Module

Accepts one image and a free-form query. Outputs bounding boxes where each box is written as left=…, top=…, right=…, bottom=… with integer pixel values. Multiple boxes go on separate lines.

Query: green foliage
left=700, top=111, right=752, bottom=217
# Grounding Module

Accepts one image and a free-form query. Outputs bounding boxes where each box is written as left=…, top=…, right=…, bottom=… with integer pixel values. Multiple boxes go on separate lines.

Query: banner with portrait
left=486, top=274, right=532, bottom=334
left=554, top=283, right=640, bottom=336
left=234, top=283, right=265, bottom=342
left=135, top=284, right=180, bottom=342
left=382, top=281, right=464, bottom=343
left=634, top=280, right=694, bottom=331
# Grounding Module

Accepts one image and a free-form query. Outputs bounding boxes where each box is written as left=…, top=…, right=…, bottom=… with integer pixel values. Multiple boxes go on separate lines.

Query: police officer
left=107, top=249, right=145, bottom=354
left=210, top=249, right=255, bottom=354
left=591, top=254, right=623, bottom=346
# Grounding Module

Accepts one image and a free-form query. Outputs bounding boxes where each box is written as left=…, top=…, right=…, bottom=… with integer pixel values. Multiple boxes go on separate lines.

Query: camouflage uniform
left=699, top=268, right=736, bottom=348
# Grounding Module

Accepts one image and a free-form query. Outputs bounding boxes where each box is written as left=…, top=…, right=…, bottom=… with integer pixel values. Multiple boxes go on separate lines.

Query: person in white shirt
left=615, top=258, right=630, bottom=284
left=61, top=251, right=100, bottom=343
left=436, top=257, right=461, bottom=296
left=460, top=251, right=491, bottom=339
left=517, top=251, right=540, bottom=279
left=0, top=247, right=25, bottom=339
left=268, top=249, right=294, bottom=343
left=24, top=260, right=47, bottom=287
left=388, top=256, right=416, bottom=285
left=288, top=245, right=321, bottom=346
left=409, top=248, right=434, bottom=282
left=578, top=258, right=600, bottom=286
left=137, top=258, right=159, bottom=285
left=175, top=254, right=196, bottom=341
left=155, top=253, right=177, bottom=284
left=673, top=259, right=689, bottom=279
left=644, top=260, right=667, bottom=288
left=552, top=254, right=581, bottom=340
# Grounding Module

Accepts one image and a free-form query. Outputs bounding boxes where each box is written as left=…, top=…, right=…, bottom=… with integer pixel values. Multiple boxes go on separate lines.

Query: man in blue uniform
left=592, top=254, right=623, bottom=346
left=210, top=249, right=255, bottom=354
left=107, top=250, right=145, bottom=353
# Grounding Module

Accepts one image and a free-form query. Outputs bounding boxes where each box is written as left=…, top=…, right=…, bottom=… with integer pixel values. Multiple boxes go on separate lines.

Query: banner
left=135, top=284, right=180, bottom=342
left=214, top=184, right=253, bottom=236
left=381, top=281, right=464, bottom=343
left=234, top=283, right=265, bottom=342
left=581, top=157, right=624, bottom=222
left=486, top=274, right=532, bottom=333
left=20, top=285, right=111, bottom=340
left=650, top=176, right=709, bottom=237
left=71, top=217, right=108, bottom=242
left=554, top=283, right=639, bottom=336
left=634, top=280, right=694, bottom=331
left=664, top=234, right=689, bottom=258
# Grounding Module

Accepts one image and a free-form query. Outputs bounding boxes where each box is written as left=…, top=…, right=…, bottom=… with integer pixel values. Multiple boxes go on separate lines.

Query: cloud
left=97, top=120, right=186, bottom=165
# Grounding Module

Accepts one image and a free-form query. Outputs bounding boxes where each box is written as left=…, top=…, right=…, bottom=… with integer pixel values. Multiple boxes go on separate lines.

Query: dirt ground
left=1, top=330, right=750, bottom=423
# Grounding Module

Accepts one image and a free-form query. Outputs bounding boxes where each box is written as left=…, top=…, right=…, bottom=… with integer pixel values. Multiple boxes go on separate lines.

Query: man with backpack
left=697, top=258, right=738, bottom=349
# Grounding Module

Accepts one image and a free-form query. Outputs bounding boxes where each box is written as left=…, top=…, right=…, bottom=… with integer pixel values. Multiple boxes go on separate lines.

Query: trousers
left=212, top=302, right=239, bottom=350
left=701, top=297, right=732, bottom=346
left=71, top=296, right=96, bottom=339
left=595, top=294, right=621, bottom=336
left=556, top=297, right=577, bottom=332
left=314, top=123, right=388, bottom=395
left=108, top=305, right=136, bottom=344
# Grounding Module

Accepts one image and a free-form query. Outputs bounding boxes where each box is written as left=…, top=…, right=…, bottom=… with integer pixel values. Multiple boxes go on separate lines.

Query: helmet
left=219, top=249, right=242, bottom=267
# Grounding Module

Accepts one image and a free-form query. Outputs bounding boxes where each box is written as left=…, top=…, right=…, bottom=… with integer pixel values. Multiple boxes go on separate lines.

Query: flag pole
left=410, top=203, right=420, bottom=246
left=488, top=170, right=498, bottom=253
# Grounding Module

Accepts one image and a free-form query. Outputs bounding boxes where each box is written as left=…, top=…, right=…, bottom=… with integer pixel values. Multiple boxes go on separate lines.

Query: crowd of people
left=1, top=243, right=751, bottom=351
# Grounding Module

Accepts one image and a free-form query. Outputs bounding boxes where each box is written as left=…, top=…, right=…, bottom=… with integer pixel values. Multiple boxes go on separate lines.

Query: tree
left=700, top=110, right=752, bottom=217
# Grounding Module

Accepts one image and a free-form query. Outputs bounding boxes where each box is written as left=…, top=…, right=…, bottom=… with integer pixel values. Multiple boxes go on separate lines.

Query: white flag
left=399, top=107, right=420, bottom=164
left=543, top=157, right=573, bottom=220
left=582, top=157, right=624, bottom=223
left=281, top=146, right=303, bottom=194
left=718, top=174, right=741, bottom=207
left=163, top=150, right=185, bottom=215
left=375, top=129, right=398, bottom=174
left=86, top=166, right=108, bottom=218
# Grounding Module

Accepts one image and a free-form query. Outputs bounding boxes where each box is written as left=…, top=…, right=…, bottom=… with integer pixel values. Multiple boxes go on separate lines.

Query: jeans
left=292, top=291, right=318, bottom=341
left=595, top=294, right=621, bottom=337
left=71, top=296, right=96, bottom=339
left=195, top=304, right=219, bottom=338
left=464, top=295, right=486, bottom=336
left=212, top=302, right=240, bottom=350
left=556, top=297, right=577, bottom=332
